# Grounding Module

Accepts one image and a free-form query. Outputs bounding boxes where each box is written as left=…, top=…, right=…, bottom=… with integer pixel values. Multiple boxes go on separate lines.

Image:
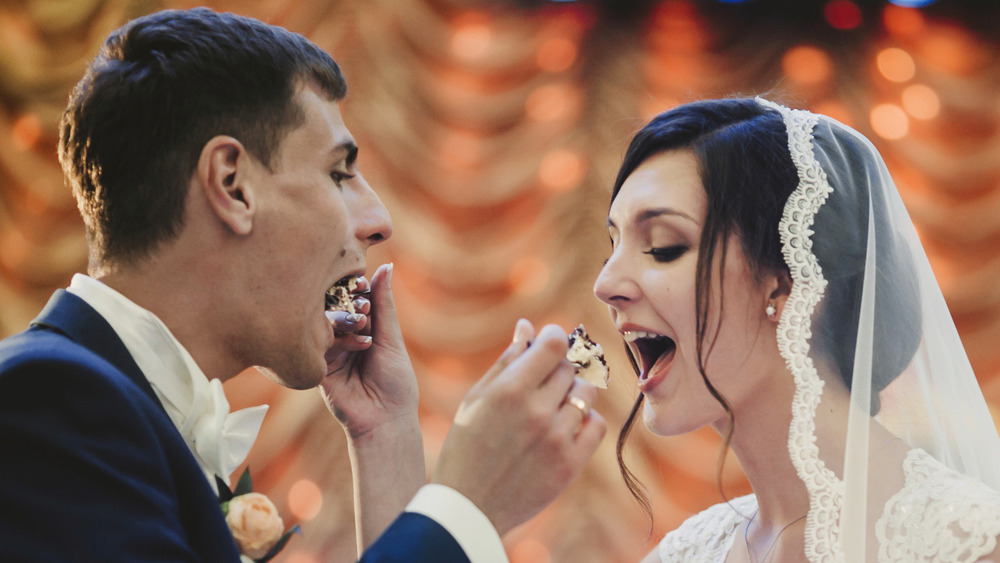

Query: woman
left=594, top=97, right=1000, bottom=562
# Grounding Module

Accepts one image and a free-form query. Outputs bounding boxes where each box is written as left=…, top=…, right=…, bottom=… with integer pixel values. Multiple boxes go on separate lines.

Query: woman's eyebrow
left=606, top=207, right=697, bottom=229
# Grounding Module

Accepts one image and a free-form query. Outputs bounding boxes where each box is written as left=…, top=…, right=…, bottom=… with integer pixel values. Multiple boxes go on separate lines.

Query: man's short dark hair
left=59, top=8, right=347, bottom=270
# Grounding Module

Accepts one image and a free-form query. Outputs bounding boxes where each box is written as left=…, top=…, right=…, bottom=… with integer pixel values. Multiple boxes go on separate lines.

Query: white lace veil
left=758, top=98, right=1000, bottom=562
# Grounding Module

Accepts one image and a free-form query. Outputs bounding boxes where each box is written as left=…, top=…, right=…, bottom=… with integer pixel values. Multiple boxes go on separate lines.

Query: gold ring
left=566, top=395, right=589, bottom=420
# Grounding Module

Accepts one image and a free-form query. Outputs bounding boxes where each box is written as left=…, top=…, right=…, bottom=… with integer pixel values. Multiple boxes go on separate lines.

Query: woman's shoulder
left=657, top=494, right=756, bottom=563
left=877, top=448, right=1000, bottom=562
left=890, top=447, right=1000, bottom=512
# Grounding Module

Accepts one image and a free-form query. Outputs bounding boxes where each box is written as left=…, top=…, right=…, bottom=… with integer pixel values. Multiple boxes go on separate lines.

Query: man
left=0, top=8, right=606, bottom=562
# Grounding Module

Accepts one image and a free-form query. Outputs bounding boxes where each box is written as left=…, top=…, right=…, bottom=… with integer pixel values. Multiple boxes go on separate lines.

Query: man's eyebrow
left=606, top=207, right=698, bottom=229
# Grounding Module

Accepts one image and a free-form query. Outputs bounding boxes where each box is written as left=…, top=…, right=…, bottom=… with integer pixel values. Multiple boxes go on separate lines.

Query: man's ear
left=197, top=135, right=255, bottom=236
left=767, top=269, right=793, bottom=322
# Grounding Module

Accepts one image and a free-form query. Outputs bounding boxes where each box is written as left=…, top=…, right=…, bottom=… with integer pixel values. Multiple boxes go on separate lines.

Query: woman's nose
left=593, top=252, right=637, bottom=306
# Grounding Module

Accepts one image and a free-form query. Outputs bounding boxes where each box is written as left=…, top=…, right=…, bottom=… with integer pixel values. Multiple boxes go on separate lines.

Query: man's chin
left=254, top=365, right=322, bottom=390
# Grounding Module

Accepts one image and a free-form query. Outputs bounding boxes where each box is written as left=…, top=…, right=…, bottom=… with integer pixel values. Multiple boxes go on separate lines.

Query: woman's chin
left=642, top=400, right=714, bottom=436
left=642, top=402, right=682, bottom=436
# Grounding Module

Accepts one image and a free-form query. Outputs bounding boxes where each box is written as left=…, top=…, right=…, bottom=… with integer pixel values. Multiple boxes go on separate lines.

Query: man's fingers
left=553, top=377, right=598, bottom=435
left=494, top=324, right=569, bottom=389
left=478, top=319, right=535, bottom=385
left=574, top=408, right=607, bottom=452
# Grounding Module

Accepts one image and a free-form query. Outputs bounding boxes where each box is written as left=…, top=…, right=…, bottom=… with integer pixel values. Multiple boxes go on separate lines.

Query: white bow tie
left=181, top=378, right=268, bottom=488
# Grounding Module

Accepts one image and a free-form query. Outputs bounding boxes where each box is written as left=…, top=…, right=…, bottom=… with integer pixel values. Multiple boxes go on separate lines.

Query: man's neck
left=96, top=259, right=242, bottom=384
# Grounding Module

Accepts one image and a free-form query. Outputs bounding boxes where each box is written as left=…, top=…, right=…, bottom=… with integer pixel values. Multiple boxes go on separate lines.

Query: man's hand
left=433, top=320, right=607, bottom=537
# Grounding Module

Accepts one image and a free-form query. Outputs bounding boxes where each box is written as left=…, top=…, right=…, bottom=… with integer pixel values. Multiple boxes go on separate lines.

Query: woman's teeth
left=624, top=330, right=664, bottom=342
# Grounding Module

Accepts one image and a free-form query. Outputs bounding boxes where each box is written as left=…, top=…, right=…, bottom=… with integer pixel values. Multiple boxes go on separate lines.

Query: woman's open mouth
left=624, top=330, right=676, bottom=381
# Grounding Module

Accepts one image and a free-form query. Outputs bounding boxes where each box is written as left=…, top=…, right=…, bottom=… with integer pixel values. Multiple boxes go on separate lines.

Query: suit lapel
left=31, top=289, right=166, bottom=411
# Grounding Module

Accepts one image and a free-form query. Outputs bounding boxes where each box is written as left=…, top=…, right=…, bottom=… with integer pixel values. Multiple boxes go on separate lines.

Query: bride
left=594, top=97, right=1000, bottom=562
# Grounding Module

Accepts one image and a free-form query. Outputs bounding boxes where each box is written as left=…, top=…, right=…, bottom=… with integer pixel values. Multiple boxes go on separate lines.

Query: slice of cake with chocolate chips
left=567, top=324, right=608, bottom=389
left=325, top=277, right=358, bottom=314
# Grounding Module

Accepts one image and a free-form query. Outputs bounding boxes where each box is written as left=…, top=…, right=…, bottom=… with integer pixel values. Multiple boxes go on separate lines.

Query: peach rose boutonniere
left=218, top=469, right=301, bottom=563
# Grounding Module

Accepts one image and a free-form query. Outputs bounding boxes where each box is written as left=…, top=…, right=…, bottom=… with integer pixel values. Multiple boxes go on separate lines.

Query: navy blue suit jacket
left=0, top=290, right=469, bottom=562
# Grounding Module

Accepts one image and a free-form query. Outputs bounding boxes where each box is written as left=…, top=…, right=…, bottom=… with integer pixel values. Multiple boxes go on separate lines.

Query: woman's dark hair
left=59, top=8, right=347, bottom=271
left=611, top=98, right=799, bottom=519
left=611, top=98, right=921, bottom=521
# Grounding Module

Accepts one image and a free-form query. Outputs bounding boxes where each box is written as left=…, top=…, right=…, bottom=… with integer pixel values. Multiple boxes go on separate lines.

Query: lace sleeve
left=657, top=495, right=756, bottom=563
left=877, top=449, right=1000, bottom=563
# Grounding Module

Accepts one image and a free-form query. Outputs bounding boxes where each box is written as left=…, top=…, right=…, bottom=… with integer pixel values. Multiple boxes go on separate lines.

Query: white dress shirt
left=66, top=274, right=507, bottom=562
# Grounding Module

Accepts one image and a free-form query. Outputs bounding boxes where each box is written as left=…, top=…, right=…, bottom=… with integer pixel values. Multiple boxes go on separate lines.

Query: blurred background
left=1, top=0, right=999, bottom=561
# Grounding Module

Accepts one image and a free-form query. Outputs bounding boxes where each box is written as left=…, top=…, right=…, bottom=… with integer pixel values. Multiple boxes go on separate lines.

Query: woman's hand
left=318, top=263, right=418, bottom=440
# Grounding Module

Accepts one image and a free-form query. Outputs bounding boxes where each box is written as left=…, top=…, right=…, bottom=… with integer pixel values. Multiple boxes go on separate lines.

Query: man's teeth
left=623, top=330, right=668, bottom=342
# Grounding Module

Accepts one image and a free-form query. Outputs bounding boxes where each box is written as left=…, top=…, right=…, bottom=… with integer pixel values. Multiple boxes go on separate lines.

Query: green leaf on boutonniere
left=233, top=467, right=253, bottom=497
left=216, top=475, right=234, bottom=503
left=258, top=524, right=302, bottom=563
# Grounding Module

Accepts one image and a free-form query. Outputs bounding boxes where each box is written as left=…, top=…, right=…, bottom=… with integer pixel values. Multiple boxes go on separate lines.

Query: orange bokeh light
left=901, top=84, right=940, bottom=120
left=11, top=113, right=42, bottom=151
left=922, top=26, right=985, bottom=75
left=509, top=254, right=550, bottom=297
left=882, top=5, right=926, bottom=37
left=538, top=149, right=585, bottom=192
left=525, top=83, right=579, bottom=122
left=870, top=104, right=909, bottom=140
left=287, top=479, right=323, bottom=521
left=451, top=14, right=491, bottom=60
left=781, top=45, right=833, bottom=86
left=536, top=36, right=577, bottom=72
left=876, top=47, right=915, bottom=82
left=812, top=101, right=853, bottom=129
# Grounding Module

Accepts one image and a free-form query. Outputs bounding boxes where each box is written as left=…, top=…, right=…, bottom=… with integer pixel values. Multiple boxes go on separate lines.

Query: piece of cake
left=325, top=277, right=359, bottom=314
left=567, top=324, right=609, bottom=389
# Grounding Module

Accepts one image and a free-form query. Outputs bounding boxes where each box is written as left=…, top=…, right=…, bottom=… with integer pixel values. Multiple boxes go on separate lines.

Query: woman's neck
left=722, top=365, right=809, bottom=524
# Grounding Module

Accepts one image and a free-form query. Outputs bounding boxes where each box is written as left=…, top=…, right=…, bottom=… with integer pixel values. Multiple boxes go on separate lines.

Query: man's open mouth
left=325, top=276, right=360, bottom=312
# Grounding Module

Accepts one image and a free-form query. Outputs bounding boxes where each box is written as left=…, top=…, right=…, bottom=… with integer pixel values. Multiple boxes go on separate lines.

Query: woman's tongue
left=641, top=340, right=676, bottom=380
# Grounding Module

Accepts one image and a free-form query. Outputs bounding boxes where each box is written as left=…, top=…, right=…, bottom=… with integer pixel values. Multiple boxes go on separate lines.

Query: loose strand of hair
left=694, top=226, right=736, bottom=504
left=617, top=344, right=654, bottom=536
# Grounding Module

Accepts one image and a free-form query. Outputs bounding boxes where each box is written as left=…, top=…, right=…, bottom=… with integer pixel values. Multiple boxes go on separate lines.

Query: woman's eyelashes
left=644, top=245, right=689, bottom=263
left=330, top=170, right=355, bottom=187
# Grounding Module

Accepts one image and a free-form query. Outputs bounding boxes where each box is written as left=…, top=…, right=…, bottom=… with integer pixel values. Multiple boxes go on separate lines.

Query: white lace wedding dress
left=657, top=449, right=1000, bottom=562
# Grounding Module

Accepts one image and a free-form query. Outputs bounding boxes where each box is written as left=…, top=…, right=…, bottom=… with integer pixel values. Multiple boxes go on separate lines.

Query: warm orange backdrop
left=2, top=1, right=998, bottom=561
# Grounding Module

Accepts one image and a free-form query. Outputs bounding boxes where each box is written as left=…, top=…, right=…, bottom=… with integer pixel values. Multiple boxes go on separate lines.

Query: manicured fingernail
left=356, top=335, right=372, bottom=344
left=386, top=263, right=394, bottom=289
left=513, top=318, right=531, bottom=344
left=346, top=313, right=363, bottom=324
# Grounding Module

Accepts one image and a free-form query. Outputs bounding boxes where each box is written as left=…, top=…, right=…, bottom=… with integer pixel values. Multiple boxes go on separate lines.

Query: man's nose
left=353, top=177, right=393, bottom=246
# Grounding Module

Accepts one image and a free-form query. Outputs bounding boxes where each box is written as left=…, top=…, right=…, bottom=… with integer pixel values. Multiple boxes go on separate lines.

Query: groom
left=0, top=8, right=606, bottom=562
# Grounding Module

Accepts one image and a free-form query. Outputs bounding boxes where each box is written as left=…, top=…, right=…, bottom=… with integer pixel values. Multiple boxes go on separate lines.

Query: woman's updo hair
left=808, top=118, right=922, bottom=415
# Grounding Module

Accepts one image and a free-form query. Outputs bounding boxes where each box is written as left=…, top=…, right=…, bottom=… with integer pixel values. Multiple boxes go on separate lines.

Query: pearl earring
left=766, top=303, right=777, bottom=319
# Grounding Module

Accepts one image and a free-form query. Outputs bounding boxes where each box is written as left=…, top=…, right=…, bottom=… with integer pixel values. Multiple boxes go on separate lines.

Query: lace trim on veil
left=755, top=98, right=842, bottom=563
